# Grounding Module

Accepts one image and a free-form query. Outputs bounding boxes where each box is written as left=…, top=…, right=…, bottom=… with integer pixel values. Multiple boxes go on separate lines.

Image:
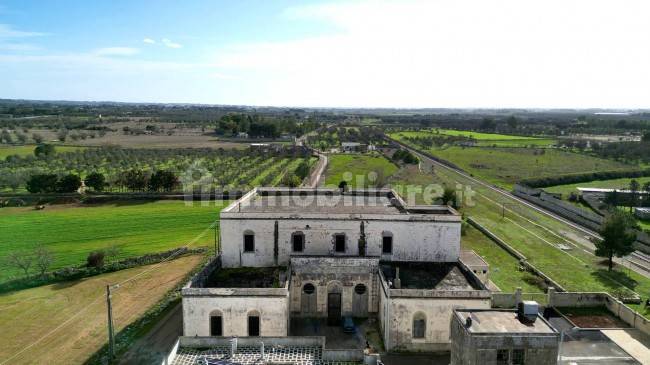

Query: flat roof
left=381, top=262, right=482, bottom=290
left=223, top=188, right=459, bottom=218
left=455, top=309, right=557, bottom=334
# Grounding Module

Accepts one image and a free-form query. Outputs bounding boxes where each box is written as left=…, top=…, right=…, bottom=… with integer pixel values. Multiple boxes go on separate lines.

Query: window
left=210, top=315, right=223, bottom=336
left=354, top=284, right=367, bottom=295
left=512, top=349, right=525, bottom=365
left=334, top=234, right=345, bottom=252
left=243, top=232, right=255, bottom=252
left=413, top=312, right=426, bottom=339
left=303, top=283, right=315, bottom=294
left=382, top=235, right=393, bottom=254
left=292, top=232, right=305, bottom=252
left=248, top=315, right=260, bottom=336
left=496, top=349, right=509, bottom=365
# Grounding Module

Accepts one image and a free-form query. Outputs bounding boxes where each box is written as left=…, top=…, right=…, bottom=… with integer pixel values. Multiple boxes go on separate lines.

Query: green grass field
left=323, top=154, right=399, bottom=188
left=0, top=144, right=84, bottom=159
left=393, top=129, right=556, bottom=147
left=545, top=176, right=650, bottom=198
left=462, top=225, right=544, bottom=293
left=0, top=200, right=223, bottom=282
left=390, top=134, right=636, bottom=189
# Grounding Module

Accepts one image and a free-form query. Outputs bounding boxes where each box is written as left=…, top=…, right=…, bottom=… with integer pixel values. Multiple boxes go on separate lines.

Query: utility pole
left=214, top=221, right=218, bottom=258
left=106, top=285, right=115, bottom=360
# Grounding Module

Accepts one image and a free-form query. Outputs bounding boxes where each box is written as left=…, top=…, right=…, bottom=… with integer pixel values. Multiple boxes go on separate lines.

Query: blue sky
left=1, top=0, right=650, bottom=108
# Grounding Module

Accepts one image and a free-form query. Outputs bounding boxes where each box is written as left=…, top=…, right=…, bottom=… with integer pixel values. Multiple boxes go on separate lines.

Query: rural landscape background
left=2, top=101, right=650, bottom=363
left=2, top=0, right=650, bottom=363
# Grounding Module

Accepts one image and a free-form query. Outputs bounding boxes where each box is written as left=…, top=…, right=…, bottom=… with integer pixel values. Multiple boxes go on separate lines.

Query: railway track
left=388, top=136, right=650, bottom=276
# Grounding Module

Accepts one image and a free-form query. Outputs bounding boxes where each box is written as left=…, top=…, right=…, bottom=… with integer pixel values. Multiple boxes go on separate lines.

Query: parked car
left=342, top=316, right=355, bottom=333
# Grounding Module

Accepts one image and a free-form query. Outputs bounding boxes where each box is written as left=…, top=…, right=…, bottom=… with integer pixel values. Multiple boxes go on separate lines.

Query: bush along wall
left=519, top=169, right=650, bottom=188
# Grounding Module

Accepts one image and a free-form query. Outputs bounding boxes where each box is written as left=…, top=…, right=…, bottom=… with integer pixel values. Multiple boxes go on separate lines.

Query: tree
left=506, top=116, right=518, bottom=129
left=86, top=251, right=105, bottom=269
left=479, top=118, right=496, bottom=131
left=148, top=170, right=178, bottom=192
left=441, top=186, right=457, bottom=207
left=596, top=211, right=638, bottom=271
left=34, top=245, right=53, bottom=276
left=643, top=131, right=650, bottom=143
left=85, top=172, right=106, bottom=191
left=629, top=179, right=640, bottom=212
left=15, top=132, right=27, bottom=144
left=644, top=181, right=650, bottom=193
left=26, top=174, right=59, bottom=193
left=34, top=144, right=56, bottom=157
left=32, top=133, right=44, bottom=144
left=282, top=173, right=302, bottom=187
left=57, top=129, right=68, bottom=142
left=7, top=251, right=33, bottom=276
left=1, top=129, right=13, bottom=144
left=122, top=169, right=149, bottom=191
left=56, top=174, right=82, bottom=193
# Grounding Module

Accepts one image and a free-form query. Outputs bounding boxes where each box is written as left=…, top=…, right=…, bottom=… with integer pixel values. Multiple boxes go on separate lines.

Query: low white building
left=182, top=187, right=490, bottom=354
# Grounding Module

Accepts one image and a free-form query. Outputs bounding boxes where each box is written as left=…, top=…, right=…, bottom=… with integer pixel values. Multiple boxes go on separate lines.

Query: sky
left=1, top=0, right=649, bottom=108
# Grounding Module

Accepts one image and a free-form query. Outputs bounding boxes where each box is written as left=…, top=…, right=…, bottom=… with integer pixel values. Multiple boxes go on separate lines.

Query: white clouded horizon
left=2, top=1, right=650, bottom=108
left=162, top=38, right=182, bottom=48
left=209, top=0, right=650, bottom=108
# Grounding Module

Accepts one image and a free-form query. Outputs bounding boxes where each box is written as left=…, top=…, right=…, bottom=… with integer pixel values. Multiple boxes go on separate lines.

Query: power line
left=1, top=219, right=219, bottom=364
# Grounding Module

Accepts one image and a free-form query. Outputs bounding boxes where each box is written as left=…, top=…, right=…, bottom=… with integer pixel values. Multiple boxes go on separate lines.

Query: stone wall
left=289, top=257, right=378, bottom=317
left=386, top=296, right=491, bottom=352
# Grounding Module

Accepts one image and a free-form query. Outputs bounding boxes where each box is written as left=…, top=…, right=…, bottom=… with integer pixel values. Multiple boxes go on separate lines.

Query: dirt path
left=118, top=302, right=183, bottom=364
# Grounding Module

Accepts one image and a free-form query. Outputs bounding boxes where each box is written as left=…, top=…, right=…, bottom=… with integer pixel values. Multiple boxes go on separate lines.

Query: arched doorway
left=326, top=281, right=342, bottom=326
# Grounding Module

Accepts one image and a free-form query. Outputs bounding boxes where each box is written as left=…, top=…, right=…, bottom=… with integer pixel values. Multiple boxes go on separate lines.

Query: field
left=322, top=154, right=399, bottom=188
left=390, top=133, right=636, bottom=189
left=0, top=200, right=222, bottom=282
left=0, top=147, right=313, bottom=192
left=393, top=129, right=556, bottom=147
left=461, top=225, right=544, bottom=293
left=545, top=176, right=650, bottom=198
left=0, top=254, right=203, bottom=364
left=0, top=144, right=84, bottom=159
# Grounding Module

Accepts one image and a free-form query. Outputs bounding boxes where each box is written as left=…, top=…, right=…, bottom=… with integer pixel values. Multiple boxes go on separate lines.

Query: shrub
left=86, top=251, right=105, bottom=268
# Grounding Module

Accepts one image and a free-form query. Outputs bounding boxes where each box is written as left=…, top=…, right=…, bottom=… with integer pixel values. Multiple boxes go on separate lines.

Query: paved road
left=389, top=137, right=650, bottom=279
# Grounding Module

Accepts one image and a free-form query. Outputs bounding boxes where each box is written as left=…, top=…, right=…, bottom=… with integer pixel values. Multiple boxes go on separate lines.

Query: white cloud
left=0, top=23, right=47, bottom=39
left=162, top=38, right=182, bottom=49
left=143, top=38, right=156, bottom=44
left=94, top=47, right=140, bottom=57
left=210, top=0, right=650, bottom=108
left=0, top=43, right=40, bottom=51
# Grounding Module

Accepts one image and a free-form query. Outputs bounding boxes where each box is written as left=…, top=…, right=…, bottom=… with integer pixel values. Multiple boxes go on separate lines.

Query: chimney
left=394, top=267, right=402, bottom=289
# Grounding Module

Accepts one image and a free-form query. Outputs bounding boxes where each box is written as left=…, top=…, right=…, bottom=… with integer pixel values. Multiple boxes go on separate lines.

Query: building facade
left=182, top=187, right=490, bottom=351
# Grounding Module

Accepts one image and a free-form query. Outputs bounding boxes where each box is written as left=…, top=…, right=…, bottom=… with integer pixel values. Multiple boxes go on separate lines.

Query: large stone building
left=182, top=187, right=491, bottom=352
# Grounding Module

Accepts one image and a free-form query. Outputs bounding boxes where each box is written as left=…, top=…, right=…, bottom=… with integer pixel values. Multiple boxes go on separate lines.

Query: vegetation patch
left=323, top=153, right=398, bottom=188
left=0, top=200, right=223, bottom=282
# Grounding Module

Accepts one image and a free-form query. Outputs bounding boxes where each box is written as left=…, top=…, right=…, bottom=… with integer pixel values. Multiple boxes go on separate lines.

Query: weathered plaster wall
left=220, top=218, right=460, bottom=268
left=182, top=293, right=289, bottom=337
left=450, top=317, right=559, bottom=365
left=289, top=258, right=378, bottom=317
left=386, top=297, right=491, bottom=352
